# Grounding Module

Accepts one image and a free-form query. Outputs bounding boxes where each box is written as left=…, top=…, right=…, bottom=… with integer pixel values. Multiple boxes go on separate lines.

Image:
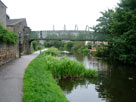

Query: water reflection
left=96, top=66, right=136, bottom=102
left=60, top=53, right=108, bottom=71
left=59, top=53, right=136, bottom=102
left=59, top=78, right=103, bottom=102
left=59, top=78, right=98, bottom=94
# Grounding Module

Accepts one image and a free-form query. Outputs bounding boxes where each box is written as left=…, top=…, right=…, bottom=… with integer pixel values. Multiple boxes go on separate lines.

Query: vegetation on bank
left=24, top=56, right=68, bottom=102
left=31, top=40, right=44, bottom=53
left=41, top=55, right=97, bottom=79
left=42, top=47, right=60, bottom=56
left=64, top=41, right=89, bottom=54
left=44, top=40, right=91, bottom=55
left=44, top=40, right=64, bottom=50
left=0, top=25, right=17, bottom=44
left=93, top=0, right=136, bottom=65
left=24, top=49, right=97, bottom=102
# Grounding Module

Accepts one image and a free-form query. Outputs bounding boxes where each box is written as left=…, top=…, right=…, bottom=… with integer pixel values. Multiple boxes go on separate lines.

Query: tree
left=32, top=40, right=38, bottom=50
left=93, top=9, right=114, bottom=35
left=110, top=0, right=136, bottom=64
left=94, top=0, right=136, bottom=65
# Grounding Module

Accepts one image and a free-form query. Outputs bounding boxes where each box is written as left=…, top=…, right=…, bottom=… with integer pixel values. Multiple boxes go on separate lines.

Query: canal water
left=59, top=53, right=136, bottom=102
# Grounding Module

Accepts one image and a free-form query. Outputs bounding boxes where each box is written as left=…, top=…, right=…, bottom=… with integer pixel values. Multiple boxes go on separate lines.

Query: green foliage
left=24, top=56, right=68, bottom=102
left=93, top=43, right=108, bottom=57
left=32, top=40, right=38, bottom=50
left=71, top=41, right=84, bottom=51
left=0, top=25, right=17, bottom=44
left=43, top=56, right=97, bottom=79
left=93, top=9, right=114, bottom=34
left=91, top=51, right=97, bottom=56
left=64, top=41, right=75, bottom=51
left=79, top=47, right=90, bottom=55
left=42, top=47, right=60, bottom=56
left=37, top=45, right=43, bottom=50
left=94, top=0, right=136, bottom=65
left=44, top=40, right=64, bottom=49
left=24, top=55, right=98, bottom=102
left=87, top=42, right=92, bottom=49
left=95, top=47, right=108, bottom=57
left=63, top=41, right=90, bottom=55
left=44, top=41, right=90, bottom=55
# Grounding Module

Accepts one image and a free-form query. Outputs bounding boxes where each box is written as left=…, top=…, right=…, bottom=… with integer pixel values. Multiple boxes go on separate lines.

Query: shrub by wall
left=0, top=25, right=17, bottom=44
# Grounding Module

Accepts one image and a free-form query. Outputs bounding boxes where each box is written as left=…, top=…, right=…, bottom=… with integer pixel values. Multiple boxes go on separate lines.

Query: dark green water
left=59, top=54, right=136, bottom=102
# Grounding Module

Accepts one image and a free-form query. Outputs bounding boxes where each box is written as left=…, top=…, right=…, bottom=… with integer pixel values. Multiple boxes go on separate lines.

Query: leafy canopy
left=94, top=0, right=136, bottom=65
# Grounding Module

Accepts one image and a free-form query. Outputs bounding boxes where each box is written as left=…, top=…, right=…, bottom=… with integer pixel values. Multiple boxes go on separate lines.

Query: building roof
left=7, top=18, right=27, bottom=26
left=0, top=0, right=7, bottom=8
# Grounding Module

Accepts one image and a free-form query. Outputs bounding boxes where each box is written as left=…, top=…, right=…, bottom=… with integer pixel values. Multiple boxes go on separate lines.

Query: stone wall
left=0, top=43, right=17, bottom=66
left=0, top=1, right=6, bottom=28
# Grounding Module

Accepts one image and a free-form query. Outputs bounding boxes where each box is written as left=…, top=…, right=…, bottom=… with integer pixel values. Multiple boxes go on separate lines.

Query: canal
left=59, top=53, right=136, bottom=102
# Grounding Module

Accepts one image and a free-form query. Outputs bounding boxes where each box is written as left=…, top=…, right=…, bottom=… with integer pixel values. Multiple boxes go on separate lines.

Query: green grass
left=23, top=55, right=98, bottom=102
left=44, top=56, right=98, bottom=79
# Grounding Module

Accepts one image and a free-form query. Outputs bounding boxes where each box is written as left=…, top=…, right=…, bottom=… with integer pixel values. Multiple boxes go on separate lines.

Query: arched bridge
left=29, top=30, right=107, bottom=41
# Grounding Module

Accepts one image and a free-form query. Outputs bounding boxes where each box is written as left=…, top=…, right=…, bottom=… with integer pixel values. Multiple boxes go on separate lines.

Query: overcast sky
left=3, top=0, right=120, bottom=30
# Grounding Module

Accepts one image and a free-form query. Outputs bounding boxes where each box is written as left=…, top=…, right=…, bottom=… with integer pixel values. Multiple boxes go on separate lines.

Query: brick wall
left=0, top=43, right=17, bottom=66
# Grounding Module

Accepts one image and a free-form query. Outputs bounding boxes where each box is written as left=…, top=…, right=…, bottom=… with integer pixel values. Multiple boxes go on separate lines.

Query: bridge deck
left=29, top=30, right=107, bottom=41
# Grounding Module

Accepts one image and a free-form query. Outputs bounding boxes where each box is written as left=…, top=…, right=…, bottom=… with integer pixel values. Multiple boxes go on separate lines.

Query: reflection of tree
left=95, top=65, right=136, bottom=102
left=59, top=77, right=98, bottom=94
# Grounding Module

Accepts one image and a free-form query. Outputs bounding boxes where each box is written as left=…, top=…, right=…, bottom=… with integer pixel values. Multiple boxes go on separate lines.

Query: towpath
left=0, top=49, right=47, bottom=102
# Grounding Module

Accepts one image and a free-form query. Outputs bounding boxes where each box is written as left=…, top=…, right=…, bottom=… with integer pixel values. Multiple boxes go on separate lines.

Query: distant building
left=0, top=0, right=7, bottom=28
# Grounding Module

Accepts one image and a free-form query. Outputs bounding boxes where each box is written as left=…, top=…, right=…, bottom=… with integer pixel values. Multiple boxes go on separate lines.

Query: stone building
left=7, top=17, right=31, bottom=55
left=0, top=1, right=31, bottom=66
left=0, top=1, right=17, bottom=66
left=0, top=0, right=7, bottom=28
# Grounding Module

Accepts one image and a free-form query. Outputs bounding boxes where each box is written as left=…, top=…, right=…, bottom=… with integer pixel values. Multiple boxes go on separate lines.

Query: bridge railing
left=29, top=30, right=107, bottom=41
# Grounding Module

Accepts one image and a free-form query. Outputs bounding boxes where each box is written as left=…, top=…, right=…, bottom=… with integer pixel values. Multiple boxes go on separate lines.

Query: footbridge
left=29, top=30, right=106, bottom=41
left=29, top=25, right=107, bottom=41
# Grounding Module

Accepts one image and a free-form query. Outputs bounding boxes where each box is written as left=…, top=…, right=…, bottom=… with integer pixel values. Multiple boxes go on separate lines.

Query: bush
left=64, top=41, right=75, bottom=51
left=71, top=42, right=84, bottom=51
left=87, top=42, right=92, bottom=49
left=37, top=45, right=43, bottom=50
left=42, top=47, right=60, bottom=56
left=31, top=40, right=38, bottom=50
left=80, top=47, right=90, bottom=55
left=0, top=25, right=17, bottom=44
left=95, top=48, right=106, bottom=57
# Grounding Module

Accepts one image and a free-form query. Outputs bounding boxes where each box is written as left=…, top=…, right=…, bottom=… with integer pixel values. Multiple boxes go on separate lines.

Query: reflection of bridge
left=29, top=30, right=106, bottom=41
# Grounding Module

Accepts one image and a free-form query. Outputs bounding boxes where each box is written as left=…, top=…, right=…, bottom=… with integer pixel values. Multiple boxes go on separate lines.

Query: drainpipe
left=18, top=32, right=21, bottom=58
